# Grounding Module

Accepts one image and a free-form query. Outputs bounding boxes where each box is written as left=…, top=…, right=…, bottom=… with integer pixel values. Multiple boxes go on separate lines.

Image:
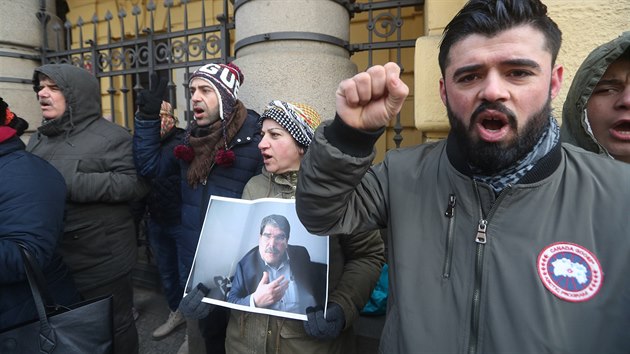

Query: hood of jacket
left=33, top=64, right=102, bottom=137
left=561, top=31, right=630, bottom=155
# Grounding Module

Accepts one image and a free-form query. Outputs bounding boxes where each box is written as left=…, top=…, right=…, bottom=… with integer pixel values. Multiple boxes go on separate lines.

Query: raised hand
left=136, top=72, right=169, bottom=119
left=335, top=62, right=409, bottom=131
left=252, top=271, right=289, bottom=308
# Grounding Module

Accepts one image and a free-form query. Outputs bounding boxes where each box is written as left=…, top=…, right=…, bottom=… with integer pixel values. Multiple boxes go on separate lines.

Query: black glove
left=178, top=283, right=214, bottom=319
left=136, top=72, right=168, bottom=119
left=303, top=302, right=346, bottom=340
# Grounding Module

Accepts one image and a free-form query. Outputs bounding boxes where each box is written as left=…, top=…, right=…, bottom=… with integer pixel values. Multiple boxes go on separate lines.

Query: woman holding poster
left=181, top=100, right=385, bottom=354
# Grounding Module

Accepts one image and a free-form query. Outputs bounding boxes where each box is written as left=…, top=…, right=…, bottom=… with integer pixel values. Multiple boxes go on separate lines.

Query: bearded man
left=294, top=0, right=630, bottom=353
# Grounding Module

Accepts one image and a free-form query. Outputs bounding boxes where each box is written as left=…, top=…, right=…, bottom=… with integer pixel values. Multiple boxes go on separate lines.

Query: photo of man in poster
left=183, top=196, right=328, bottom=321
left=227, top=214, right=325, bottom=314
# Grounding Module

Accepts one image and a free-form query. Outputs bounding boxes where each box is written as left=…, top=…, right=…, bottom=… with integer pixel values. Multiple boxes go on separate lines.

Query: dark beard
left=447, top=98, right=552, bottom=174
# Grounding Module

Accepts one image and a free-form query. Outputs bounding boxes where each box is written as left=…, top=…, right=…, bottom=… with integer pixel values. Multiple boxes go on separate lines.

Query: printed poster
left=185, top=196, right=329, bottom=321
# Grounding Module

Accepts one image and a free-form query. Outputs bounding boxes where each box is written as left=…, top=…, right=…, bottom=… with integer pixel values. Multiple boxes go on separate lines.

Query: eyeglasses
left=261, top=233, right=287, bottom=242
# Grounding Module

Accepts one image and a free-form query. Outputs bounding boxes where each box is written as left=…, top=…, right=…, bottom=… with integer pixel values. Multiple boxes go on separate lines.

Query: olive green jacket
left=296, top=119, right=630, bottom=353
left=226, top=168, right=385, bottom=354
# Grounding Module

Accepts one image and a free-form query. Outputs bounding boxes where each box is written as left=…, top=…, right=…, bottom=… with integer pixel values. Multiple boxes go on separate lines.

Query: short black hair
left=438, top=0, right=562, bottom=75
left=259, top=214, right=291, bottom=240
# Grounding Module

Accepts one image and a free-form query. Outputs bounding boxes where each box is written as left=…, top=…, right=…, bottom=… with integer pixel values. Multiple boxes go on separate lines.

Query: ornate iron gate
left=39, top=0, right=422, bottom=146
left=345, top=0, right=424, bottom=147
left=39, top=0, right=234, bottom=129
left=38, top=0, right=422, bottom=287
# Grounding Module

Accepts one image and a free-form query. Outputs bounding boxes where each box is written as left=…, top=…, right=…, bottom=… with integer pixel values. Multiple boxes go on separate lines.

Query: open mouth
left=612, top=121, right=630, bottom=134
left=481, top=117, right=508, bottom=131
left=474, top=110, right=511, bottom=142
left=610, top=120, right=630, bottom=140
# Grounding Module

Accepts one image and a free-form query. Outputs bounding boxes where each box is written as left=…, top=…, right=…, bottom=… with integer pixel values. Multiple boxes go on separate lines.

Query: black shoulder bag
left=0, top=247, right=113, bottom=354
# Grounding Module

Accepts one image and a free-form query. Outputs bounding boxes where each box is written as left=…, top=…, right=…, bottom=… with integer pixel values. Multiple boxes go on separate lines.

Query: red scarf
left=0, top=126, right=16, bottom=143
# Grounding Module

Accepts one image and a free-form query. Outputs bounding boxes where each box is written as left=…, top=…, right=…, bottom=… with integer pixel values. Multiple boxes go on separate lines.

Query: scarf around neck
left=186, top=101, right=248, bottom=187
left=472, top=116, right=560, bottom=193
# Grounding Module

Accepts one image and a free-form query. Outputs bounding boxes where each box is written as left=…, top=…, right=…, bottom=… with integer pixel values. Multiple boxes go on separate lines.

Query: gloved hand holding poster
left=184, top=196, right=329, bottom=321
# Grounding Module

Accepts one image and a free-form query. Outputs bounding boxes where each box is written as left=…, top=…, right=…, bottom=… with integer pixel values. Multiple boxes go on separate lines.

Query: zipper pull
left=475, top=219, right=487, bottom=244
left=444, top=194, right=456, bottom=218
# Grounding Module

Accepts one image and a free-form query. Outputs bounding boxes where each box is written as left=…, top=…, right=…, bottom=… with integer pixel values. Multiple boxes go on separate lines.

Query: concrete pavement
left=133, top=283, right=383, bottom=354
left=134, top=286, right=186, bottom=354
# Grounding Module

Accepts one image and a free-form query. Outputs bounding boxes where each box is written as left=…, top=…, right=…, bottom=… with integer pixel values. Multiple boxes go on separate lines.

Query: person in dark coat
left=26, top=64, right=149, bottom=354
left=134, top=62, right=263, bottom=354
left=227, top=214, right=325, bottom=314
left=133, top=100, right=187, bottom=339
left=561, top=32, right=630, bottom=163
left=0, top=97, right=80, bottom=330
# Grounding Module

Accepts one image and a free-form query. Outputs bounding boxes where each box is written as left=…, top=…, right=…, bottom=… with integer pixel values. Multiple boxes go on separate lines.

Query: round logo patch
left=537, top=242, right=603, bottom=302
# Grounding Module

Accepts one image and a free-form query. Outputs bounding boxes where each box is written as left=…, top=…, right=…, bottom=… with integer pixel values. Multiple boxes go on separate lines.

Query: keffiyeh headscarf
left=260, top=100, right=321, bottom=147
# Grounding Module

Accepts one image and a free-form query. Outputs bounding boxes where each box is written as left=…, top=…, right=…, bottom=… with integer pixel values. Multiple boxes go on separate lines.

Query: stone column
left=414, top=0, right=465, bottom=137
left=0, top=0, right=58, bottom=137
left=233, top=0, right=357, bottom=121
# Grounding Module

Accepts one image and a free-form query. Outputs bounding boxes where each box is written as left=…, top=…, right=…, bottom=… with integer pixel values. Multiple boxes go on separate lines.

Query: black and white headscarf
left=260, top=100, right=321, bottom=147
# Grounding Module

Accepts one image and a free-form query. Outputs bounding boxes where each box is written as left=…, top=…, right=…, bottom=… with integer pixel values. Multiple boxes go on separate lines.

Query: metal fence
left=346, top=0, right=424, bottom=147
left=39, top=0, right=423, bottom=147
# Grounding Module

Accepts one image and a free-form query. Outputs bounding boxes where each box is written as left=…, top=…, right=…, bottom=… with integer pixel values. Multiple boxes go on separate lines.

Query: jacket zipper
left=442, top=194, right=457, bottom=278
left=468, top=182, right=511, bottom=354
left=468, top=218, right=486, bottom=354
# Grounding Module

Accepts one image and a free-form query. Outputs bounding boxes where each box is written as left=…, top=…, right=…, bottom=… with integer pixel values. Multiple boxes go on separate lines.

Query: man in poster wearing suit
left=227, top=214, right=325, bottom=314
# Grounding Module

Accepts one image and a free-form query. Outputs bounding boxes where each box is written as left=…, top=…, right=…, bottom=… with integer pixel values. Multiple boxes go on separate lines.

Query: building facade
left=2, top=1, right=627, bottom=158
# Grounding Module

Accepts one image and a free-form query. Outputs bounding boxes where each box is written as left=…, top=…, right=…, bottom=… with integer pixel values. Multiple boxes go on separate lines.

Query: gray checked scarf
left=472, top=116, right=560, bottom=193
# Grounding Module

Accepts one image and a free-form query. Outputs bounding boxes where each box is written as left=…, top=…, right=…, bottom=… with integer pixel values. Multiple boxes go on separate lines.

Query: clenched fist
left=335, top=62, right=409, bottom=131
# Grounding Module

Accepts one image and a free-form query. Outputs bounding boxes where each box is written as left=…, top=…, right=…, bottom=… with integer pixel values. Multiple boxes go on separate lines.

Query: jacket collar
left=229, top=108, right=260, bottom=148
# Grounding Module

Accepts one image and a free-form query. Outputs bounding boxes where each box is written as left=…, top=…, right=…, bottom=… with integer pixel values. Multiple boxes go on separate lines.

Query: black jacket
left=227, top=245, right=326, bottom=312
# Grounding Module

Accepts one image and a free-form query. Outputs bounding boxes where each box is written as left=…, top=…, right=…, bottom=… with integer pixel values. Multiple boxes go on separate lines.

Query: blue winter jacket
left=133, top=104, right=263, bottom=276
left=0, top=136, right=80, bottom=330
left=133, top=122, right=186, bottom=225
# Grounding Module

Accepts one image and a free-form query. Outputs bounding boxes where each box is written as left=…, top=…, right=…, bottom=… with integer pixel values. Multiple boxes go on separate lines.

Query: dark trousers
left=82, top=273, right=138, bottom=354
left=147, top=219, right=186, bottom=311
left=199, top=306, right=229, bottom=354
